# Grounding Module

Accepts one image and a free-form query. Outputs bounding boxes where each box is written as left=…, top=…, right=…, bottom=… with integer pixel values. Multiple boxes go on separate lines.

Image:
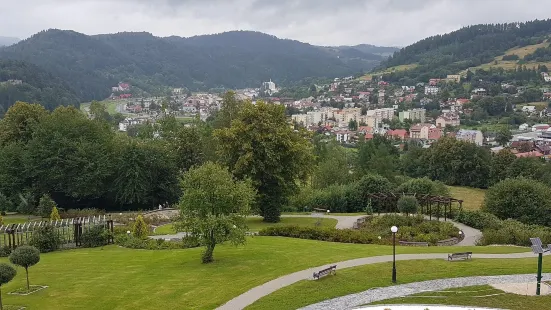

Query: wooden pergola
left=366, top=192, right=464, bottom=221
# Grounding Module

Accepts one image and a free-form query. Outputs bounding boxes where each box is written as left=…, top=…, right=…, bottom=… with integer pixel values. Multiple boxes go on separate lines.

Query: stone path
left=216, top=252, right=540, bottom=310
left=300, top=273, right=551, bottom=310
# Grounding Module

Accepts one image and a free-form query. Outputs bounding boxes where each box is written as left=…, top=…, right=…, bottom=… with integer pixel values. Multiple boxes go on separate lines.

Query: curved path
left=151, top=214, right=481, bottom=246
left=217, top=252, right=541, bottom=310
left=300, top=273, right=551, bottom=310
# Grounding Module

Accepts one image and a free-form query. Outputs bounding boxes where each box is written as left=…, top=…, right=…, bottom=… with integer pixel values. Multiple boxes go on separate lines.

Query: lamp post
left=391, top=226, right=398, bottom=283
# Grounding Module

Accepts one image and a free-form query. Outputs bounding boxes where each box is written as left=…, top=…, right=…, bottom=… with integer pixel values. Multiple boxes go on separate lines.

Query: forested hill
left=376, top=19, right=551, bottom=81
left=0, top=29, right=385, bottom=102
left=0, top=60, right=79, bottom=117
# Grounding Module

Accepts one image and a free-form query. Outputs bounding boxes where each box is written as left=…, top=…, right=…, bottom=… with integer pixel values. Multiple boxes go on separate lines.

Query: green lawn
left=248, top=257, right=544, bottom=310
left=447, top=186, right=486, bottom=211
left=0, top=237, right=529, bottom=310
left=154, top=217, right=339, bottom=235
left=2, top=215, right=40, bottom=225
left=373, top=285, right=551, bottom=310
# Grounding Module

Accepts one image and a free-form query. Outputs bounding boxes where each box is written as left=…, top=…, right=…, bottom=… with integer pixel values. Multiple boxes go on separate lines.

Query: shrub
left=81, top=225, right=110, bottom=248
left=397, top=196, right=419, bottom=215
left=395, top=177, right=450, bottom=196
left=454, top=211, right=502, bottom=230
left=9, top=245, right=40, bottom=291
left=259, top=226, right=380, bottom=245
left=0, top=247, right=11, bottom=258
left=132, top=215, right=149, bottom=239
left=483, top=177, right=551, bottom=226
left=478, top=219, right=551, bottom=246
left=0, top=263, right=16, bottom=309
left=29, top=225, right=62, bottom=252
left=37, top=194, right=56, bottom=218
left=502, top=54, right=519, bottom=61
left=114, top=234, right=200, bottom=250
left=50, top=206, right=61, bottom=221
left=60, top=208, right=105, bottom=219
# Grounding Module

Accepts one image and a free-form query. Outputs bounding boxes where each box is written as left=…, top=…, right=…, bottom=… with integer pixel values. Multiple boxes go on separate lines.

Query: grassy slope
left=461, top=41, right=551, bottom=74
left=154, top=217, right=339, bottom=235
left=80, top=100, right=124, bottom=115
left=360, top=64, right=419, bottom=80
left=248, top=257, right=544, bottom=310
left=0, top=238, right=528, bottom=310
left=374, top=285, right=551, bottom=310
left=447, top=186, right=486, bottom=211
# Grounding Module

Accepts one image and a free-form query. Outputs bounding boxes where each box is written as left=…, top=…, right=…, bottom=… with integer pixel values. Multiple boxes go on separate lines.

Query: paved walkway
left=216, top=252, right=540, bottom=310
left=300, top=273, right=551, bottom=310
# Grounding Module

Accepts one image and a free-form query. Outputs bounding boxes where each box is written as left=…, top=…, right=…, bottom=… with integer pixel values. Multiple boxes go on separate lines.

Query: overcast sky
left=2, top=0, right=550, bottom=46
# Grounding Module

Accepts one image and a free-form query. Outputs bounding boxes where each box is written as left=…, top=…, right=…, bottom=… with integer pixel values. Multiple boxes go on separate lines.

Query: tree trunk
left=202, top=242, right=215, bottom=263
left=25, top=267, right=29, bottom=291
left=0, top=285, right=3, bottom=310
left=202, top=231, right=216, bottom=264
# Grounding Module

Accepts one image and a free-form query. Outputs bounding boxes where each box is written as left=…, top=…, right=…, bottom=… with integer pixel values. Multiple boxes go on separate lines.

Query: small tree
left=50, top=206, right=61, bottom=221
left=398, top=196, right=418, bottom=216
left=132, top=215, right=149, bottom=239
left=9, top=246, right=40, bottom=292
left=178, top=162, right=255, bottom=263
left=0, top=263, right=16, bottom=310
left=37, top=194, right=56, bottom=219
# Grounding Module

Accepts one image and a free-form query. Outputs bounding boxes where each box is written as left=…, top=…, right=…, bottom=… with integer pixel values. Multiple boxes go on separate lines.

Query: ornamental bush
left=9, top=245, right=40, bottom=291
left=132, top=215, right=149, bottom=239
left=483, top=177, right=551, bottom=226
left=29, top=225, right=62, bottom=252
left=397, top=196, right=419, bottom=215
left=0, top=263, right=16, bottom=309
left=81, top=225, right=110, bottom=248
left=50, top=206, right=61, bottom=221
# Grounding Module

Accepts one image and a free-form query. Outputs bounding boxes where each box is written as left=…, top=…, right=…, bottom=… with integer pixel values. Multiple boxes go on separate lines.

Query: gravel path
left=300, top=273, right=551, bottom=310
left=217, top=252, right=539, bottom=310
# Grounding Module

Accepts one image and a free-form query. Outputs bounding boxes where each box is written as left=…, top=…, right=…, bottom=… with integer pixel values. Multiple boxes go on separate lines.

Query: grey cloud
left=1, top=0, right=551, bottom=46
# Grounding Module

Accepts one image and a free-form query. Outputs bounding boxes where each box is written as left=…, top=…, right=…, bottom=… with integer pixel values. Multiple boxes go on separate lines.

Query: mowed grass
left=373, top=285, right=551, bottom=310
left=247, top=257, right=544, bottom=310
left=0, top=238, right=530, bottom=310
left=154, top=217, right=339, bottom=235
left=447, top=186, right=486, bottom=211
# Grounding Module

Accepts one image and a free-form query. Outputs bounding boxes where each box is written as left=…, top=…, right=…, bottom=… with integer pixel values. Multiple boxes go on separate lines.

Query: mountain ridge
left=0, top=29, right=393, bottom=103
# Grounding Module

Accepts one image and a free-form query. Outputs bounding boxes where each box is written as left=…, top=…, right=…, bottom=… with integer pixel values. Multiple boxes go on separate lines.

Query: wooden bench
left=313, top=265, right=336, bottom=280
left=448, top=252, right=472, bottom=261
left=399, top=241, right=429, bottom=247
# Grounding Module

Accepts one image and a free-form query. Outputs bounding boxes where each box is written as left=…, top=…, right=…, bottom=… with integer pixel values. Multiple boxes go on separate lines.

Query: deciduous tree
left=9, top=246, right=40, bottom=291
left=215, top=101, right=313, bottom=222
left=177, top=162, right=255, bottom=263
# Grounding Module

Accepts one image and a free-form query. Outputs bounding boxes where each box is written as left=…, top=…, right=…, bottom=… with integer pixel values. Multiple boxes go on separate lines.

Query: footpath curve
left=300, top=273, right=551, bottom=310
left=216, top=252, right=540, bottom=310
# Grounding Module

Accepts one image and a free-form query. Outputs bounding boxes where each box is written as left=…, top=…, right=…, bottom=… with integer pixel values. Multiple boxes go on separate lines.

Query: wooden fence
left=0, top=215, right=114, bottom=249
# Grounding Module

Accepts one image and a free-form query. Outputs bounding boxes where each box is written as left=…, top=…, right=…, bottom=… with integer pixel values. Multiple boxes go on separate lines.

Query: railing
left=0, top=215, right=114, bottom=249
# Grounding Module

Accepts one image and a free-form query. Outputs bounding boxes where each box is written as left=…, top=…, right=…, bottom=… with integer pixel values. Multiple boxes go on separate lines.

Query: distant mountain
left=375, top=19, right=551, bottom=82
left=0, top=59, right=79, bottom=116
left=0, top=36, right=19, bottom=47
left=344, top=44, right=400, bottom=57
left=0, top=29, right=386, bottom=102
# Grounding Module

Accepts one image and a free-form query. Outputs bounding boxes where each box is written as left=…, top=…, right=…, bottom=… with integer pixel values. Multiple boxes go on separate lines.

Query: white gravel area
left=299, top=273, right=551, bottom=310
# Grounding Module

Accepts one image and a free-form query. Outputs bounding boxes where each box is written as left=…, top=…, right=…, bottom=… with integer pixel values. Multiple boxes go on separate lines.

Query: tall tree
left=0, top=101, right=47, bottom=145
left=215, top=101, right=313, bottom=222
left=489, top=149, right=516, bottom=185
left=495, top=127, right=512, bottom=146
left=177, top=162, right=255, bottom=263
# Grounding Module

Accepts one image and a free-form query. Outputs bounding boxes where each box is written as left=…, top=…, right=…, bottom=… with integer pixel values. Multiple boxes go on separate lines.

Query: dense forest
left=0, top=60, right=79, bottom=116
left=0, top=30, right=384, bottom=102
left=376, top=19, right=551, bottom=82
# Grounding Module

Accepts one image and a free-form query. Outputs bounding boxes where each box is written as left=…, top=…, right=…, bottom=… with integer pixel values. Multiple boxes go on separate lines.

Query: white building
left=399, top=109, right=426, bottom=123
left=456, top=129, right=484, bottom=146
left=262, top=80, right=278, bottom=95
left=425, top=86, right=440, bottom=95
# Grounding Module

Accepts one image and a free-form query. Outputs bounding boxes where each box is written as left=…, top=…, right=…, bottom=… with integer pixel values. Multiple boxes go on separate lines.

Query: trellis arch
left=366, top=192, right=464, bottom=221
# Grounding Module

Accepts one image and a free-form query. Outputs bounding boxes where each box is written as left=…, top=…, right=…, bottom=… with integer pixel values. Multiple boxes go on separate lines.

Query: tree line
left=0, top=93, right=312, bottom=223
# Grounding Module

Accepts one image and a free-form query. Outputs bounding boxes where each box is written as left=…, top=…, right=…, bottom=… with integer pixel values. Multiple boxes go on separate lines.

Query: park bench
left=448, top=252, right=472, bottom=261
left=399, top=241, right=429, bottom=247
left=313, top=265, right=336, bottom=280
